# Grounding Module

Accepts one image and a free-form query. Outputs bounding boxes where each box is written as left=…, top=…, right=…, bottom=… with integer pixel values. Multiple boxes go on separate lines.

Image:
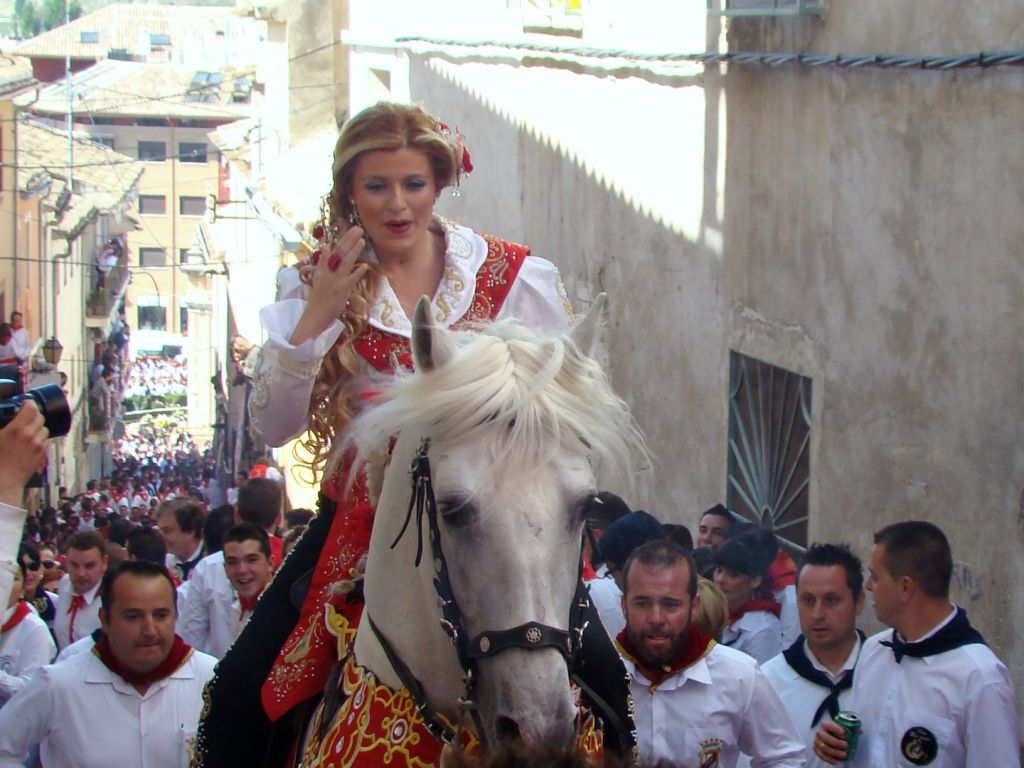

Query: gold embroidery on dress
left=436, top=267, right=465, bottom=323
left=379, top=298, right=396, bottom=329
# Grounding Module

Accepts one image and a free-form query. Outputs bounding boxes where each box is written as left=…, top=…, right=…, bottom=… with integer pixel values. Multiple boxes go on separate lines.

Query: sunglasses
left=42, top=560, right=58, bottom=569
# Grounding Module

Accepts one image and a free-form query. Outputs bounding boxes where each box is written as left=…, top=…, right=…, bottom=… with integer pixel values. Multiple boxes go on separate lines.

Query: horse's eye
left=438, top=496, right=477, bottom=528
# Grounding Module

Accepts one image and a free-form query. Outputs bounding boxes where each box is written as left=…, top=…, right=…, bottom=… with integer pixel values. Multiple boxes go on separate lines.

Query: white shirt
left=9, top=327, right=30, bottom=361
left=760, top=636, right=861, bottom=768
left=775, top=584, right=800, bottom=647
left=624, top=641, right=805, bottom=767
left=165, top=541, right=204, bottom=582
left=0, top=604, right=56, bottom=706
left=848, top=610, right=1020, bottom=768
left=178, top=551, right=236, bottom=658
left=0, top=646, right=217, bottom=768
left=722, top=609, right=783, bottom=664
left=587, top=576, right=624, bottom=640
left=0, top=503, right=26, bottom=605
left=53, top=575, right=102, bottom=651
left=250, top=218, right=574, bottom=447
left=55, top=633, right=95, bottom=662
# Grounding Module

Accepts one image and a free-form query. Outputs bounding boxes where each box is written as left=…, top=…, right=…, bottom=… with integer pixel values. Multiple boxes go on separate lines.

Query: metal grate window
left=708, top=0, right=824, bottom=17
left=727, top=352, right=811, bottom=553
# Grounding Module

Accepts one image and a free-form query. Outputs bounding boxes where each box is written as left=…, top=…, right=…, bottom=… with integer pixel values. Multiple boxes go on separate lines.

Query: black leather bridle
left=367, top=437, right=592, bottom=747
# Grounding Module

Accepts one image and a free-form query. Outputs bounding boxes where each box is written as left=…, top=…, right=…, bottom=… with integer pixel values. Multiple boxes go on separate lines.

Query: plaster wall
left=401, top=3, right=1024, bottom=716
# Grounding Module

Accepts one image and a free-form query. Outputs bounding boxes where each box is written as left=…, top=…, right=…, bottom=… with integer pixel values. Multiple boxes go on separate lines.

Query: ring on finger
left=327, top=253, right=342, bottom=271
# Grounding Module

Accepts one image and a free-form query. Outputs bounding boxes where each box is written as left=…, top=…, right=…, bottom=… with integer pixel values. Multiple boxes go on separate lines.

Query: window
left=179, top=142, right=208, bottom=163
left=150, top=33, right=171, bottom=46
left=138, top=118, right=167, bottom=127
left=137, top=299, right=166, bottom=331
left=138, top=195, right=166, bottom=216
left=179, top=196, right=206, bottom=217
left=180, top=307, right=189, bottom=335
left=138, top=141, right=167, bottom=161
left=708, top=0, right=824, bottom=16
left=96, top=137, right=115, bottom=150
left=90, top=116, right=115, bottom=126
left=80, top=31, right=99, bottom=43
left=138, top=248, right=167, bottom=267
left=726, top=352, right=811, bottom=553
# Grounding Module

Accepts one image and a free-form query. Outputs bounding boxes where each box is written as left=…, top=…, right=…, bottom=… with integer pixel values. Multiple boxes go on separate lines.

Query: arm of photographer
left=0, top=405, right=48, bottom=603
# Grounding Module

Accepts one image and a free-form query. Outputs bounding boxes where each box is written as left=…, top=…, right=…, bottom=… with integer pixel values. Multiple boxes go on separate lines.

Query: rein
left=369, top=437, right=592, bottom=748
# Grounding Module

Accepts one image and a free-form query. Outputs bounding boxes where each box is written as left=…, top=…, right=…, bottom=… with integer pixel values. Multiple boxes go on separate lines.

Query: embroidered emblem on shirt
left=900, top=726, right=938, bottom=765
left=699, top=737, right=722, bottom=768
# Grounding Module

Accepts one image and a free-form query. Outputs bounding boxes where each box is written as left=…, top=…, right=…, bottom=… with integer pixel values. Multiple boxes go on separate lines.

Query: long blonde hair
left=300, top=103, right=460, bottom=478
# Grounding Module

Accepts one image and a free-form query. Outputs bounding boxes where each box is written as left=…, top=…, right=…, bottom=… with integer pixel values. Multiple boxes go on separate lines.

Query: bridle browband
left=367, top=436, right=591, bottom=747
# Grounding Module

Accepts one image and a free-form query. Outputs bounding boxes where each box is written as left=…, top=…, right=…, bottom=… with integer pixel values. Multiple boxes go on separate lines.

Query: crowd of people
left=0, top=99, right=1019, bottom=768
left=122, top=356, right=187, bottom=403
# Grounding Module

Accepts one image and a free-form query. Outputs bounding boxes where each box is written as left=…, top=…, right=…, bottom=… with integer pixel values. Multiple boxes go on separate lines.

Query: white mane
left=342, top=319, right=649, bottom=490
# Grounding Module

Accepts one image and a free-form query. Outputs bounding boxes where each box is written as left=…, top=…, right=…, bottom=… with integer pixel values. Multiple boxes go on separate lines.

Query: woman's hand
left=290, top=226, right=369, bottom=345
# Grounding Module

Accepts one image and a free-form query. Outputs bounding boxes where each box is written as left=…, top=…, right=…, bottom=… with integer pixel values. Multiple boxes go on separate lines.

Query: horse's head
left=350, top=296, right=647, bottom=748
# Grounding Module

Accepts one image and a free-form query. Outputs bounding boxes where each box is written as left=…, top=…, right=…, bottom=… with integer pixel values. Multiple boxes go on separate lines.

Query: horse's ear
left=569, top=292, right=606, bottom=358
left=412, top=295, right=456, bottom=372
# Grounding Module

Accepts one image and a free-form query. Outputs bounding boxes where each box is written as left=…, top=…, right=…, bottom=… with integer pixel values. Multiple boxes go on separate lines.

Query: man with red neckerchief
left=0, top=560, right=216, bottom=768
left=618, top=539, right=804, bottom=767
left=222, top=524, right=276, bottom=639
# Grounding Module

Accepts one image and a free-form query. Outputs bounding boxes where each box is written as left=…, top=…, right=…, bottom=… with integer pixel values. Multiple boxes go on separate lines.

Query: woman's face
left=19, top=553, right=41, bottom=594
left=714, top=566, right=760, bottom=613
left=348, top=148, right=439, bottom=262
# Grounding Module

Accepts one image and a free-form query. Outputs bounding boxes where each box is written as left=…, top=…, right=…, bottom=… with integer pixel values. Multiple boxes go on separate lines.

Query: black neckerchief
left=880, top=606, right=986, bottom=664
left=178, top=547, right=205, bottom=581
left=782, top=630, right=865, bottom=727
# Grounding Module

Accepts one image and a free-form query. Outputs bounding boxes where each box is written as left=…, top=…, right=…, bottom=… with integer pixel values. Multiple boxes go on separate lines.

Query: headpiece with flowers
left=436, top=120, right=473, bottom=187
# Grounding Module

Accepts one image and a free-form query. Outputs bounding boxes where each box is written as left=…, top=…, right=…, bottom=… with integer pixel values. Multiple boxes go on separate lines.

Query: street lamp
left=42, top=337, right=64, bottom=365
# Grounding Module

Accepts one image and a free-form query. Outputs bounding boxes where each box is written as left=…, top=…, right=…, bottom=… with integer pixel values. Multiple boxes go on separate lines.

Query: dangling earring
left=349, top=201, right=363, bottom=229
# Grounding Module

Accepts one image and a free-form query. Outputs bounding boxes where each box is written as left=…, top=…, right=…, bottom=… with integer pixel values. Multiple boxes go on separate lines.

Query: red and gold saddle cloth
left=262, top=236, right=530, bottom=721
left=300, top=646, right=604, bottom=767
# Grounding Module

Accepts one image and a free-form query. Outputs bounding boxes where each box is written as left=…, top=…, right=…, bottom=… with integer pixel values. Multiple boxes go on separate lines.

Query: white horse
left=299, top=295, right=648, bottom=764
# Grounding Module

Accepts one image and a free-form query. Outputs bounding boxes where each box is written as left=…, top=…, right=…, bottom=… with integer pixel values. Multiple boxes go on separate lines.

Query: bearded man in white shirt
left=618, top=539, right=805, bottom=768
left=815, top=521, right=1020, bottom=768
left=760, top=544, right=865, bottom=767
left=0, top=560, right=217, bottom=768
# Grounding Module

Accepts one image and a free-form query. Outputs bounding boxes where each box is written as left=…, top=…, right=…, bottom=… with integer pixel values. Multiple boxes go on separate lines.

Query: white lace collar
left=366, top=216, right=485, bottom=338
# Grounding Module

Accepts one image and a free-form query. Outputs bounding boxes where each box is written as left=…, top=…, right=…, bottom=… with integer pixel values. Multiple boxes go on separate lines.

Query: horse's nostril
left=494, top=715, right=521, bottom=743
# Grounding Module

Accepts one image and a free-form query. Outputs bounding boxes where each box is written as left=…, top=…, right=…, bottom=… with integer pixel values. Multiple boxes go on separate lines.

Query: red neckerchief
left=729, top=596, right=781, bottom=624
left=581, top=556, right=598, bottom=581
left=238, top=586, right=267, bottom=619
left=1, top=601, right=32, bottom=633
left=92, top=633, right=194, bottom=687
left=767, top=551, right=798, bottom=590
left=615, top=625, right=715, bottom=688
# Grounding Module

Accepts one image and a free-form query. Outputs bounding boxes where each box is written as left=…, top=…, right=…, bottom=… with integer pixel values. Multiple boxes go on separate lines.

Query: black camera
left=0, top=380, right=72, bottom=438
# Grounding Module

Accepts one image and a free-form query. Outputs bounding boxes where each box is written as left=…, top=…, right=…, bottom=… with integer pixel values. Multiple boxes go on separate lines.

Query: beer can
left=834, top=711, right=861, bottom=761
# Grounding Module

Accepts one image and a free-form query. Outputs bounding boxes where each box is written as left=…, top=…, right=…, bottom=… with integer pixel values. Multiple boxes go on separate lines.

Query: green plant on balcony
left=86, top=289, right=107, bottom=317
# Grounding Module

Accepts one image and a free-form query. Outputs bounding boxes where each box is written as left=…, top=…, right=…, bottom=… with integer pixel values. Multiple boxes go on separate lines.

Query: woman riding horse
left=196, top=102, right=635, bottom=766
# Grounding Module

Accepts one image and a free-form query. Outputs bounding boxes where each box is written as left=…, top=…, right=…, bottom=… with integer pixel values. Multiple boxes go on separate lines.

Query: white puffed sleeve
left=498, top=255, right=575, bottom=336
left=0, top=502, right=25, bottom=608
left=249, top=269, right=345, bottom=447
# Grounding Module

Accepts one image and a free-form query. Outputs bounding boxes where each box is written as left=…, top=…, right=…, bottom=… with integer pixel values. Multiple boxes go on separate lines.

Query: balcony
left=85, top=265, right=131, bottom=331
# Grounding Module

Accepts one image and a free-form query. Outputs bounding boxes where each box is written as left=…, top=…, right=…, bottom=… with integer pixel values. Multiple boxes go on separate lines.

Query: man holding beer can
left=814, top=521, right=1019, bottom=766
left=761, top=544, right=866, bottom=767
